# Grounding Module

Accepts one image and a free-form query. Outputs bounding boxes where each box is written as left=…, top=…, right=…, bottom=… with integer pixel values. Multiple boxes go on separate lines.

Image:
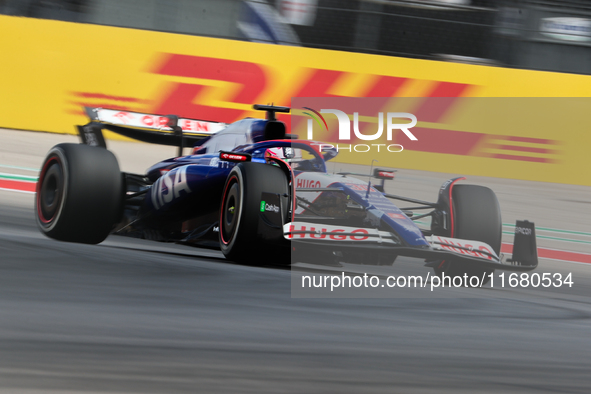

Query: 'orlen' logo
left=113, top=111, right=134, bottom=124
left=303, top=107, right=417, bottom=153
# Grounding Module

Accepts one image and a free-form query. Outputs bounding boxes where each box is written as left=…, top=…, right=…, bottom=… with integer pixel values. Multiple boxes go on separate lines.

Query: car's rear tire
left=219, top=162, right=290, bottom=265
left=433, top=185, right=502, bottom=286
left=36, top=143, right=124, bottom=244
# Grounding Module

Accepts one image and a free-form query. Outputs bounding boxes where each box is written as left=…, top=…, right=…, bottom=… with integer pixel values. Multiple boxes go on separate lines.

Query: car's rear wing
left=77, top=107, right=227, bottom=156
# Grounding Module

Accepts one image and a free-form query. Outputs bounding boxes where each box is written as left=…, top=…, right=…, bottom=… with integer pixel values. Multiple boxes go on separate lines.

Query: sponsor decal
left=147, top=54, right=473, bottom=127
left=265, top=203, right=280, bottom=213
left=431, top=235, right=498, bottom=260
left=515, top=226, right=532, bottom=236
left=94, top=108, right=225, bottom=133
left=259, top=199, right=279, bottom=214
left=81, top=125, right=102, bottom=147
left=220, top=152, right=250, bottom=162
left=84, top=132, right=98, bottom=146
left=151, top=166, right=192, bottom=209
left=259, top=192, right=284, bottom=232
left=296, top=178, right=321, bottom=189
left=284, top=222, right=396, bottom=243
left=286, top=224, right=370, bottom=240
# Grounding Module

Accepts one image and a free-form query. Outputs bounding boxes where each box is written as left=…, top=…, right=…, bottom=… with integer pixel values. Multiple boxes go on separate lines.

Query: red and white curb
left=0, top=178, right=36, bottom=194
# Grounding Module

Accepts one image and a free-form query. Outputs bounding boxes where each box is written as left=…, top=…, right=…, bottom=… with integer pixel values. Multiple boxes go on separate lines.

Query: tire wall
left=1, top=15, right=590, bottom=186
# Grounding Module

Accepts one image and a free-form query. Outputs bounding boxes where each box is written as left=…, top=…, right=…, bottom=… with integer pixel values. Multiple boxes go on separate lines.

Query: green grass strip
left=503, top=223, right=591, bottom=238
left=502, top=231, right=591, bottom=245
left=0, top=173, right=38, bottom=182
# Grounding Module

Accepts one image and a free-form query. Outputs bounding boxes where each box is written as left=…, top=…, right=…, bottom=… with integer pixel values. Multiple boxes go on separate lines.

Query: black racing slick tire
left=433, top=185, right=502, bottom=286
left=219, top=162, right=289, bottom=265
left=35, top=143, right=124, bottom=244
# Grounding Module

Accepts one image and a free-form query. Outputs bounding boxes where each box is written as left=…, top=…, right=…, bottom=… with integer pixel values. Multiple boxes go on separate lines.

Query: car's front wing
left=284, top=221, right=538, bottom=272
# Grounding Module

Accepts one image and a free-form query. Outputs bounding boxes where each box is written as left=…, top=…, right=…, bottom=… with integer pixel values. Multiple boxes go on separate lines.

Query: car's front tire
left=219, top=162, right=289, bottom=265
left=433, top=185, right=502, bottom=286
left=36, top=143, right=124, bottom=244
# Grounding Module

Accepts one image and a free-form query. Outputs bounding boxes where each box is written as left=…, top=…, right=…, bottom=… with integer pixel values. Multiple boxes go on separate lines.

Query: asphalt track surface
left=1, top=129, right=591, bottom=393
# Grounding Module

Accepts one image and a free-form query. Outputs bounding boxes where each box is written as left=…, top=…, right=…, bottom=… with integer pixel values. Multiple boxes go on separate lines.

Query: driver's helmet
left=267, top=146, right=301, bottom=161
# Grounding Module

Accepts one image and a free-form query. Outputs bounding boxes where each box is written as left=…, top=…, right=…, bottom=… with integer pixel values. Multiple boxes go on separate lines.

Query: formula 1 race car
left=35, top=104, right=538, bottom=281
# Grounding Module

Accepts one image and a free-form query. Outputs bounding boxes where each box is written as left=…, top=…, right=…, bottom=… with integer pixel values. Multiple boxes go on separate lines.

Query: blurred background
left=3, top=0, right=591, bottom=75
left=1, top=3, right=591, bottom=393
left=1, top=0, right=589, bottom=185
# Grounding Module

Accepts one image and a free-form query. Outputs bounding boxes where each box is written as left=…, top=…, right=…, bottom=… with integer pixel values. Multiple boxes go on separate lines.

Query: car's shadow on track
left=104, top=235, right=293, bottom=270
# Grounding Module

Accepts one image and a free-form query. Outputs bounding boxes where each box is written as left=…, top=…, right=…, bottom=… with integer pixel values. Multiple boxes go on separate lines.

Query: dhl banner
left=0, top=15, right=590, bottom=185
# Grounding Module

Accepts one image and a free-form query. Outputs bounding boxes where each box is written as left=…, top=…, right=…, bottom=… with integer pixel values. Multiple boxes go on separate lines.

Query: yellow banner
left=0, top=15, right=589, bottom=185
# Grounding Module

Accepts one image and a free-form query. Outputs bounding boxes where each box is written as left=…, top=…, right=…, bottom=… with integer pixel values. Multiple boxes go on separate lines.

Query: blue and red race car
left=35, top=105, right=538, bottom=281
